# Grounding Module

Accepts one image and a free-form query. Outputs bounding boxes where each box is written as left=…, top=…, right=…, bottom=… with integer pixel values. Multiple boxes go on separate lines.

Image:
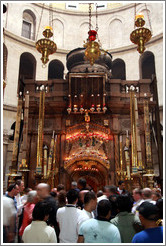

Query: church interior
left=3, top=2, right=164, bottom=193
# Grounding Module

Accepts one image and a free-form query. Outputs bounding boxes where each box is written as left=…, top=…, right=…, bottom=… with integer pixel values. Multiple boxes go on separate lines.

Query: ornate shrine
left=7, top=47, right=162, bottom=192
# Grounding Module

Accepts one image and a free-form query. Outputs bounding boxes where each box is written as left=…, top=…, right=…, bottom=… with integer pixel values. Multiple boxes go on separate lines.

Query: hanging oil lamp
left=130, top=5, right=152, bottom=54
left=36, top=26, right=57, bottom=65
left=84, top=3, right=101, bottom=66
left=84, top=30, right=101, bottom=66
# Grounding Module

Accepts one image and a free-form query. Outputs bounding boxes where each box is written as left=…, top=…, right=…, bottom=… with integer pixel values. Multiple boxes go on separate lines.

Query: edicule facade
left=3, top=2, right=163, bottom=192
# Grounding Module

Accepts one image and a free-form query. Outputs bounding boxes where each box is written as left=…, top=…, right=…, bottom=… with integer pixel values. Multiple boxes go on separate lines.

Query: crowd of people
left=3, top=178, right=163, bottom=243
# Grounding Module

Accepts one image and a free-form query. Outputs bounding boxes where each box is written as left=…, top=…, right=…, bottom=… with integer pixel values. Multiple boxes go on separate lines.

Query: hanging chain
left=89, top=3, right=92, bottom=31
left=36, top=3, right=44, bottom=41
left=145, top=3, right=153, bottom=34
left=49, top=3, right=53, bottom=28
left=134, top=3, right=136, bottom=29
left=95, top=3, right=98, bottom=32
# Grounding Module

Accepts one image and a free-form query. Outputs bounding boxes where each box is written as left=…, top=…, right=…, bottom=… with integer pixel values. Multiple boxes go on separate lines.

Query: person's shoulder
left=23, top=223, right=31, bottom=232
left=110, top=217, right=118, bottom=225
left=57, top=206, right=65, bottom=213
left=46, top=224, right=56, bottom=232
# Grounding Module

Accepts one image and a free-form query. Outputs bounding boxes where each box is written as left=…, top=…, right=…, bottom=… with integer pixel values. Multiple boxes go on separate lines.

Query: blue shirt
left=132, top=227, right=163, bottom=243
left=79, top=218, right=121, bottom=243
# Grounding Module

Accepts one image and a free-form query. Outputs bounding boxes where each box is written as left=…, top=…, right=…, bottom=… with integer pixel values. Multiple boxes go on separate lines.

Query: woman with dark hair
left=110, top=194, right=142, bottom=243
left=22, top=201, right=57, bottom=243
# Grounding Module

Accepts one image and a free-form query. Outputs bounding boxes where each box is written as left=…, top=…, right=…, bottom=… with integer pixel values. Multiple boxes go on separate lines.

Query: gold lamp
left=130, top=4, right=152, bottom=54
left=36, top=4, right=57, bottom=65
left=84, top=3, right=101, bottom=66
left=36, top=26, right=57, bottom=65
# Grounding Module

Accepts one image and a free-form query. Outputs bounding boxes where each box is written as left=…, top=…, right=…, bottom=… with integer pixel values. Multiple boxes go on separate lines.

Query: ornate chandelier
left=84, top=3, right=101, bottom=65
left=36, top=4, right=57, bottom=66
left=130, top=4, right=152, bottom=54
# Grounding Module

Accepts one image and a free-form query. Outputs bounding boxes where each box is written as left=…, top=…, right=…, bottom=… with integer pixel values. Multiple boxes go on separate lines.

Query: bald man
left=36, top=183, right=59, bottom=241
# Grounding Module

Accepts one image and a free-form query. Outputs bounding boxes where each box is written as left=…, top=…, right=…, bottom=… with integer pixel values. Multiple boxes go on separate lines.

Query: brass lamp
left=130, top=13, right=152, bottom=54
left=36, top=26, right=57, bottom=65
left=84, top=3, right=101, bottom=66
left=84, top=30, right=101, bottom=66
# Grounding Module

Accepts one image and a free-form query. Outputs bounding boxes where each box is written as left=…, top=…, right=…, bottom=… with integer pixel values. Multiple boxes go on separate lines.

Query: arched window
left=139, top=51, right=156, bottom=79
left=111, top=58, right=126, bottom=80
left=22, top=10, right=36, bottom=40
left=48, top=59, right=64, bottom=79
left=3, top=44, right=8, bottom=81
left=18, top=52, right=36, bottom=93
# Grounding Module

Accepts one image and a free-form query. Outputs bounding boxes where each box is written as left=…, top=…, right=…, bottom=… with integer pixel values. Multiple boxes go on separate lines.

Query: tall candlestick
left=36, top=89, right=45, bottom=174
left=47, top=131, right=55, bottom=176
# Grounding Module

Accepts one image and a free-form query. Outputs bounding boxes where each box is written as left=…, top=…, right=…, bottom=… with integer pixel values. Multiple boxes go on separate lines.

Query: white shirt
left=56, top=205, right=83, bottom=243
left=15, top=193, right=24, bottom=216
left=132, top=199, right=144, bottom=214
left=97, top=195, right=108, bottom=203
left=22, top=221, right=57, bottom=243
left=77, top=208, right=94, bottom=230
left=117, top=187, right=123, bottom=194
left=3, top=196, right=16, bottom=226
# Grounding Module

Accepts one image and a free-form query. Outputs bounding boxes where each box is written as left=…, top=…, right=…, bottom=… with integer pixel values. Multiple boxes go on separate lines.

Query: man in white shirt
left=78, top=191, right=97, bottom=229
left=22, top=201, right=57, bottom=243
left=142, top=188, right=156, bottom=204
left=15, top=179, right=25, bottom=242
left=56, top=189, right=83, bottom=243
left=132, top=188, right=144, bottom=214
left=15, top=179, right=25, bottom=215
left=117, top=180, right=128, bottom=195
left=3, top=196, right=17, bottom=243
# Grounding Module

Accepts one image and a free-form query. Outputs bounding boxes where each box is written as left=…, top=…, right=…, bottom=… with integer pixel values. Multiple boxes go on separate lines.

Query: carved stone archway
left=64, top=123, right=113, bottom=191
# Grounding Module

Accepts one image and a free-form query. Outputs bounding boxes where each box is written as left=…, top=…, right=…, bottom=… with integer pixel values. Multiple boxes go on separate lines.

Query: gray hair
left=71, top=181, right=77, bottom=187
left=27, top=190, right=37, bottom=203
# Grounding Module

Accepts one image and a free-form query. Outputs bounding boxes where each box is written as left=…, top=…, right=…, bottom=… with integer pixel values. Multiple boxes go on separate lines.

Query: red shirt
left=19, top=203, right=35, bottom=236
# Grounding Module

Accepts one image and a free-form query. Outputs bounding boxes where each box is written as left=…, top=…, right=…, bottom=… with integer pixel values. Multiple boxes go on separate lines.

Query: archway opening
left=140, top=51, right=156, bottom=79
left=111, top=58, right=126, bottom=80
left=18, top=52, right=36, bottom=93
left=48, top=59, right=64, bottom=79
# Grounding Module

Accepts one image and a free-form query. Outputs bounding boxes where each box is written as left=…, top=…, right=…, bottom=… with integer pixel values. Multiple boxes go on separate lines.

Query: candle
left=135, top=13, right=144, bottom=20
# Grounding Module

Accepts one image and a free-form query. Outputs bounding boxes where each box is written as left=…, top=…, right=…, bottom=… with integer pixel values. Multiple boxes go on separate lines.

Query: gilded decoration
left=64, top=123, right=111, bottom=170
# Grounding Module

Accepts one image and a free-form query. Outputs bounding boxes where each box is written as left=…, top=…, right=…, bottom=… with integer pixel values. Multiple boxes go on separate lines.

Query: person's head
left=57, top=184, right=65, bottom=192
left=24, top=187, right=32, bottom=194
left=118, top=180, right=125, bottom=190
left=27, top=190, right=37, bottom=203
left=50, top=191, right=57, bottom=198
left=66, top=189, right=79, bottom=204
left=58, top=190, right=66, bottom=206
left=71, top=181, right=77, bottom=189
left=132, top=188, right=142, bottom=202
left=7, top=183, right=20, bottom=197
left=116, top=194, right=133, bottom=212
left=84, top=191, right=97, bottom=211
left=142, top=188, right=152, bottom=200
left=77, top=178, right=87, bottom=190
left=97, top=190, right=103, bottom=198
left=137, top=201, right=160, bottom=227
left=36, top=183, right=50, bottom=199
left=51, top=187, right=57, bottom=193
left=79, top=190, right=89, bottom=203
left=32, top=201, right=51, bottom=221
left=97, top=200, right=112, bottom=219
left=152, top=191, right=161, bottom=201
left=156, top=198, right=163, bottom=219
left=15, top=179, right=25, bottom=193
